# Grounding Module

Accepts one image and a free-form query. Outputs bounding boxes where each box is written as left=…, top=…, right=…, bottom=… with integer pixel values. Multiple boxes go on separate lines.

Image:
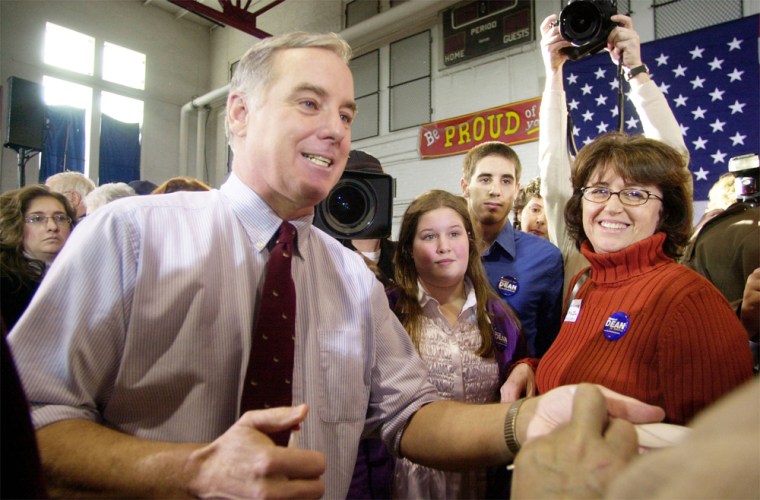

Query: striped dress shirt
left=9, top=172, right=439, bottom=498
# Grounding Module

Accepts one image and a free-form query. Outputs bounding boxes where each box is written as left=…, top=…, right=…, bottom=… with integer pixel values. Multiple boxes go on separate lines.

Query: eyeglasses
left=580, top=187, right=663, bottom=206
left=24, top=214, right=73, bottom=226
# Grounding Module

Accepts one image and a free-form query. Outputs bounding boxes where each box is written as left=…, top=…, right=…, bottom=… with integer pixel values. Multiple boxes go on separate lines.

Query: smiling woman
left=565, top=133, right=692, bottom=259
left=0, top=185, right=76, bottom=332
left=502, top=133, right=753, bottom=426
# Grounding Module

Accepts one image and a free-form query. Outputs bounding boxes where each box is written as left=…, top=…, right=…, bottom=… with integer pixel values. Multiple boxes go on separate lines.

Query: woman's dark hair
left=394, top=189, right=519, bottom=357
left=564, top=132, right=692, bottom=259
left=0, top=185, right=76, bottom=283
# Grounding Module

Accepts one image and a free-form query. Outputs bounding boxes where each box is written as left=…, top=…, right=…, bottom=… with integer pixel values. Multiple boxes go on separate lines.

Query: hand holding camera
left=556, top=0, right=619, bottom=61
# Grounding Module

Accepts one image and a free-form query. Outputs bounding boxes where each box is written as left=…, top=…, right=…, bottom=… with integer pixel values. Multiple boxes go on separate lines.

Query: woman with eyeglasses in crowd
left=1, top=185, right=75, bottom=333
left=501, top=133, right=753, bottom=426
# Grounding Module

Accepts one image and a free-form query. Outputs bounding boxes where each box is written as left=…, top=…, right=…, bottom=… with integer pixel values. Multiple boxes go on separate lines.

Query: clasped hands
left=185, top=385, right=664, bottom=498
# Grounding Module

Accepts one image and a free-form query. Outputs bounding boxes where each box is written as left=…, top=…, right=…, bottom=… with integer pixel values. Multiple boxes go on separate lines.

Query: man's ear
left=67, top=191, right=81, bottom=209
left=227, top=92, right=248, bottom=136
left=460, top=177, right=469, bottom=198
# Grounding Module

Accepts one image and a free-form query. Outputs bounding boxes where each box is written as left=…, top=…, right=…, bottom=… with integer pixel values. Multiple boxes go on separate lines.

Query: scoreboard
left=442, top=0, right=535, bottom=67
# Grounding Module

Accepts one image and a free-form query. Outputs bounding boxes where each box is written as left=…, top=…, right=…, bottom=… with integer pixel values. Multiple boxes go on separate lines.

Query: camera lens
left=327, top=183, right=370, bottom=226
left=560, top=1, right=603, bottom=44
left=320, top=178, right=377, bottom=237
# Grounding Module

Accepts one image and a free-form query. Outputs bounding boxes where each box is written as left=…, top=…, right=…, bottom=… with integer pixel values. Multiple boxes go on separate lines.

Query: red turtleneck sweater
left=536, top=233, right=753, bottom=425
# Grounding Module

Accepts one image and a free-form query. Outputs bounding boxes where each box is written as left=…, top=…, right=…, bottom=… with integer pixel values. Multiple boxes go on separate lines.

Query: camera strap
left=616, top=50, right=625, bottom=132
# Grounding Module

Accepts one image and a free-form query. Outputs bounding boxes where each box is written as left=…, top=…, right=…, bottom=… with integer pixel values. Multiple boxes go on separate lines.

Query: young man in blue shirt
left=461, top=142, right=563, bottom=358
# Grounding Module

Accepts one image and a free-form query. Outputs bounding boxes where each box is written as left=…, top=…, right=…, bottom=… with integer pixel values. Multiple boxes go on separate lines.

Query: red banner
left=418, top=96, right=541, bottom=159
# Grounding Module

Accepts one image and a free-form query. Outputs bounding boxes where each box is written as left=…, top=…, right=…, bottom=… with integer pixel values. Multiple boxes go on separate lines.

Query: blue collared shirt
left=482, top=223, right=563, bottom=357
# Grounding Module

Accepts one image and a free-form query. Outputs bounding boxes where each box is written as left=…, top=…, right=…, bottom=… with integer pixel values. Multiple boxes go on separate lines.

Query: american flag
left=563, top=15, right=759, bottom=201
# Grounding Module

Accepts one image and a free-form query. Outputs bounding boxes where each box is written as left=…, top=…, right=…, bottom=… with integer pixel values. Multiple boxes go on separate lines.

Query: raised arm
left=538, top=14, right=575, bottom=249
left=608, top=15, right=692, bottom=192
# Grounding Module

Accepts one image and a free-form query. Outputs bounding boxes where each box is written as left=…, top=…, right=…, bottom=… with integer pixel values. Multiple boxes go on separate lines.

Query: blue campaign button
left=492, top=328, right=508, bottom=350
left=498, top=276, right=519, bottom=297
left=603, top=311, right=630, bottom=341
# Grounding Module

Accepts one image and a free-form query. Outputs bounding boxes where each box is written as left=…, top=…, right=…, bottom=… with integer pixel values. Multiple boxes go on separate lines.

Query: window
left=389, top=31, right=430, bottom=131
left=101, top=92, right=144, bottom=125
left=350, top=50, right=380, bottom=140
left=103, top=42, right=146, bottom=90
left=346, top=0, right=379, bottom=27
left=44, top=23, right=95, bottom=75
left=42, top=22, right=145, bottom=179
left=653, top=0, right=742, bottom=38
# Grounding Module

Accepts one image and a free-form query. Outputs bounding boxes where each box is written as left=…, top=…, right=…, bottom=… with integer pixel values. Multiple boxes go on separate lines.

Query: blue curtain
left=99, top=114, right=141, bottom=184
left=39, top=105, right=86, bottom=183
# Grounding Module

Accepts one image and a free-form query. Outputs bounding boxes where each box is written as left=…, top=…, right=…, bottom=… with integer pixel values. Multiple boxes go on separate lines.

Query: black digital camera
left=313, top=170, right=395, bottom=239
left=559, top=0, right=618, bottom=60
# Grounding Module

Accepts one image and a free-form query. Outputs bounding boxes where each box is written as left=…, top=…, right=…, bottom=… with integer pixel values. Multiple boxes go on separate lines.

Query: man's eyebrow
left=293, top=83, right=357, bottom=113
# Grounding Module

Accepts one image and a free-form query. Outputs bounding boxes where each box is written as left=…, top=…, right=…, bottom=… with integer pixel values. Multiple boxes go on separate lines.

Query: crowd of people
left=1, top=13, right=757, bottom=500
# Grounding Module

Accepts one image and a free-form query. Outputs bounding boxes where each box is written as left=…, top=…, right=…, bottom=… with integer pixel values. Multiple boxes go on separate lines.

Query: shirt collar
left=219, top=172, right=313, bottom=259
left=417, top=277, right=476, bottom=311
left=484, top=222, right=517, bottom=258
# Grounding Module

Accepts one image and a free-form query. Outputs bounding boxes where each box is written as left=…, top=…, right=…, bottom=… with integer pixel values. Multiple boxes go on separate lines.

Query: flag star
left=582, top=110, right=594, bottom=122
left=709, top=87, right=725, bottom=101
left=581, top=83, right=593, bottom=95
left=729, top=132, right=746, bottom=146
left=691, top=75, right=705, bottom=89
left=626, top=116, right=640, bottom=129
left=691, top=106, right=707, bottom=120
left=711, top=150, right=727, bottom=164
left=568, top=99, right=580, bottom=111
left=727, top=68, right=744, bottom=82
left=596, top=121, right=610, bottom=134
left=708, top=57, right=724, bottom=71
left=729, top=100, right=746, bottom=114
left=595, top=94, right=608, bottom=106
left=680, top=123, right=689, bottom=136
left=709, top=118, right=726, bottom=132
left=689, top=46, right=704, bottom=59
left=583, top=136, right=594, bottom=146
left=692, top=137, right=708, bottom=150
left=655, top=53, right=669, bottom=66
left=694, top=167, right=709, bottom=181
left=608, top=79, right=618, bottom=90
left=567, top=73, right=579, bottom=85
left=727, top=37, right=742, bottom=51
left=673, top=94, right=688, bottom=107
left=672, top=64, right=687, bottom=77
left=657, top=82, right=670, bottom=94
left=610, top=107, right=619, bottom=117
left=572, top=125, right=581, bottom=136
left=594, top=67, right=606, bottom=79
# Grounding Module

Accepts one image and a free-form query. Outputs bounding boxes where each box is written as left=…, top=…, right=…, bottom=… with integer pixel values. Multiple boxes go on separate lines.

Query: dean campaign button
left=603, top=311, right=630, bottom=341
left=498, top=275, right=519, bottom=297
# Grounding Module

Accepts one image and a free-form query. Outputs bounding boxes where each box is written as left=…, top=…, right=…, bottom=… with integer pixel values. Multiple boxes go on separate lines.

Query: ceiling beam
left=168, top=0, right=285, bottom=38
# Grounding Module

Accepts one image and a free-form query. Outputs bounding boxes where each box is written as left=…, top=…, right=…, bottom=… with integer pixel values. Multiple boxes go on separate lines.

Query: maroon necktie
left=240, top=221, right=297, bottom=446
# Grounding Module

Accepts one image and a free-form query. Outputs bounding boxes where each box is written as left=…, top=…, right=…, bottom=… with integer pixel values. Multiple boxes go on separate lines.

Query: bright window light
left=103, top=42, right=146, bottom=90
left=102, top=91, right=144, bottom=125
left=42, top=75, right=92, bottom=109
left=44, top=22, right=94, bottom=76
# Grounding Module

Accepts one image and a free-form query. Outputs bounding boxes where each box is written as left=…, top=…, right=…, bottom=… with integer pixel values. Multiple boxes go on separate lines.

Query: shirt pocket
left=317, top=329, right=369, bottom=422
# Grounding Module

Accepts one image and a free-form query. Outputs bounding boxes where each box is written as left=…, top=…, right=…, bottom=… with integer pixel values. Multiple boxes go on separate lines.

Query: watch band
left=503, top=397, right=525, bottom=456
left=626, top=63, right=649, bottom=81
